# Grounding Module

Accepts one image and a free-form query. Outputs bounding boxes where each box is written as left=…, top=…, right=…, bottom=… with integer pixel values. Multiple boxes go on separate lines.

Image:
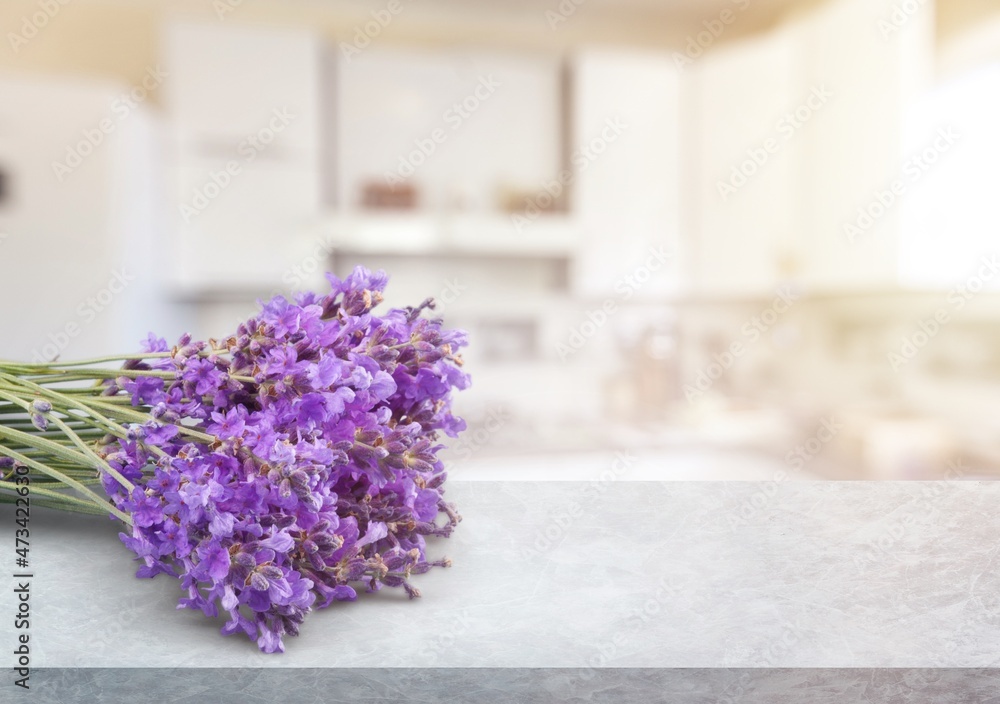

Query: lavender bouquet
left=0, top=267, right=469, bottom=652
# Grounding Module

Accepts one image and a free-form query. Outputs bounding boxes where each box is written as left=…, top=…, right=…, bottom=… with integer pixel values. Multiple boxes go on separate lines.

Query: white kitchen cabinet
left=162, top=20, right=322, bottom=159
left=336, top=47, right=562, bottom=214
left=569, top=50, right=681, bottom=301
left=790, top=0, right=933, bottom=293
left=169, top=159, right=322, bottom=292
left=318, top=212, right=576, bottom=258
left=688, top=0, right=933, bottom=296
left=691, top=29, right=797, bottom=297
left=161, top=20, right=325, bottom=293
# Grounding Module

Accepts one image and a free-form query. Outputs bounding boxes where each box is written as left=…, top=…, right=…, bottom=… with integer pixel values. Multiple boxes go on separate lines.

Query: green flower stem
left=0, top=349, right=227, bottom=369
left=0, top=428, right=107, bottom=440
left=0, top=442, right=131, bottom=524
left=0, top=378, right=130, bottom=440
left=0, top=351, right=240, bottom=524
left=0, top=424, right=109, bottom=475
left=0, top=381, right=177, bottom=466
left=0, top=415, right=107, bottom=434
left=10, top=367, right=256, bottom=385
left=42, top=392, right=136, bottom=403
left=21, top=368, right=180, bottom=381
left=0, top=362, right=182, bottom=381
left=47, top=414, right=137, bottom=492
left=0, top=355, right=163, bottom=367
left=6, top=468, right=103, bottom=483
left=2, top=458, right=105, bottom=482
left=0, top=481, right=112, bottom=514
left=0, top=386, right=142, bottom=493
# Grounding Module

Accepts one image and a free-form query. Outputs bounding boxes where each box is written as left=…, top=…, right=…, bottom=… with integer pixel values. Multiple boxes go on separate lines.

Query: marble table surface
left=4, top=481, right=999, bottom=669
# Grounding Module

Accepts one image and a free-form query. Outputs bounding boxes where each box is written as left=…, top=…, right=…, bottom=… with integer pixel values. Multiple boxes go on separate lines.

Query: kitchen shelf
left=320, top=211, right=579, bottom=258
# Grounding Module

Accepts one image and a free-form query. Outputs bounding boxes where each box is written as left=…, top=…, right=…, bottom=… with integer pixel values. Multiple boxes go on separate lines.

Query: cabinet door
left=170, top=158, right=322, bottom=292
left=336, top=48, right=562, bottom=213
left=570, top=50, right=681, bottom=301
left=793, top=0, right=932, bottom=292
left=162, top=21, right=322, bottom=160
left=162, top=21, right=325, bottom=291
left=692, top=31, right=796, bottom=296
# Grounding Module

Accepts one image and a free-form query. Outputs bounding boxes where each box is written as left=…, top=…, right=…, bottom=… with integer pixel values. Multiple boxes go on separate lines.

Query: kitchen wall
left=2, top=0, right=1000, bottom=478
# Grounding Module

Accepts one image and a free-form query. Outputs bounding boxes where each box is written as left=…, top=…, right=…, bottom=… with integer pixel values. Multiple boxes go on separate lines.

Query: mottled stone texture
left=3, top=481, right=999, bottom=667
left=27, top=669, right=1000, bottom=703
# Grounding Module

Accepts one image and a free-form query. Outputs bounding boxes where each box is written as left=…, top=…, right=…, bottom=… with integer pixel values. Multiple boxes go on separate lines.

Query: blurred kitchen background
left=0, top=0, right=998, bottom=480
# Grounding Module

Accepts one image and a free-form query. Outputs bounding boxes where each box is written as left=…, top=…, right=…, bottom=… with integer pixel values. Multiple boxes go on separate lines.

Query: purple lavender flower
left=100, top=266, right=468, bottom=653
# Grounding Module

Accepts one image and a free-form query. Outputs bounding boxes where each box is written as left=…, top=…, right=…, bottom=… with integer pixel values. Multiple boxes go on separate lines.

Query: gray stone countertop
left=4, top=481, right=998, bottom=668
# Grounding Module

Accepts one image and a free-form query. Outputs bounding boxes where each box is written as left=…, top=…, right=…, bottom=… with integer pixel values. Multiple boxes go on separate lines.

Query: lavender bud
left=31, top=399, right=52, bottom=413
left=233, top=552, right=256, bottom=571
left=259, top=565, right=283, bottom=581
left=249, top=571, right=270, bottom=591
